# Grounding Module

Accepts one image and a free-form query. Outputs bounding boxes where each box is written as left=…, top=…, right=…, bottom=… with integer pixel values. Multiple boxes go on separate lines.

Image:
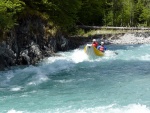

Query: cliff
left=0, top=15, right=89, bottom=70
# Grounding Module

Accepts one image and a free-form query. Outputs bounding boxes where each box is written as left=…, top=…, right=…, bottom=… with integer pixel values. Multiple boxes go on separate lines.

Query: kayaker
left=97, top=41, right=106, bottom=52
left=92, top=39, right=98, bottom=48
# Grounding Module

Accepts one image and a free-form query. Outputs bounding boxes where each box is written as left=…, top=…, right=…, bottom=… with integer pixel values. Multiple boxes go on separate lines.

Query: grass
left=77, top=29, right=150, bottom=37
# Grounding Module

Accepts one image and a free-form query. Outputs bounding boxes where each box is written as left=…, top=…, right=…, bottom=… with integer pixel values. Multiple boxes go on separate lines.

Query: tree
left=21, top=0, right=82, bottom=31
left=0, top=0, right=24, bottom=32
left=77, top=0, right=105, bottom=26
left=47, top=0, right=82, bottom=30
left=139, top=0, right=150, bottom=26
left=121, top=0, right=134, bottom=26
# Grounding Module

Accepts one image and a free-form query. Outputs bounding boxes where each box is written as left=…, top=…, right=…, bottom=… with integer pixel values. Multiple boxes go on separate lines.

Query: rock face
left=0, top=15, right=83, bottom=70
left=0, top=42, right=16, bottom=70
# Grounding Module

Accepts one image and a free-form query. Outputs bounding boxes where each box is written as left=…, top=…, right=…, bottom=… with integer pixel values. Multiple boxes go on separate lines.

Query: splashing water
left=0, top=44, right=150, bottom=113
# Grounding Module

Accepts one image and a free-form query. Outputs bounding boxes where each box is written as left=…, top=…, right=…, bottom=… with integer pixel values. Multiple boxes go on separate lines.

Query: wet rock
left=0, top=15, right=81, bottom=70
left=28, top=42, right=42, bottom=64
left=0, top=42, right=16, bottom=70
left=20, top=49, right=30, bottom=65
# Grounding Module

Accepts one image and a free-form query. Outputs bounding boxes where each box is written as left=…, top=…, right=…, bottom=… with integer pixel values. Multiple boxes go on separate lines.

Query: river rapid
left=0, top=42, right=150, bottom=113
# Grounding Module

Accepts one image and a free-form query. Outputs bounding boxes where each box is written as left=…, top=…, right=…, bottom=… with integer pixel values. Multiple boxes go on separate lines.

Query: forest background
left=1, top=0, right=150, bottom=38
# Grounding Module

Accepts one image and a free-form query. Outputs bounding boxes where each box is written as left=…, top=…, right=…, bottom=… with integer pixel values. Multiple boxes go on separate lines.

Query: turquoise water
left=0, top=44, right=150, bottom=113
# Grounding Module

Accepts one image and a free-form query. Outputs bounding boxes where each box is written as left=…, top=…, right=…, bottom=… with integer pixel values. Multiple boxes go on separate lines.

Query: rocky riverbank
left=108, top=32, right=150, bottom=45
left=84, top=32, right=150, bottom=45
left=0, top=15, right=91, bottom=71
left=1, top=16, right=150, bottom=71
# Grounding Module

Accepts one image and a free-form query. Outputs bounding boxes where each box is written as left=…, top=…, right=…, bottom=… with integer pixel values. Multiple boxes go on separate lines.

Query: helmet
left=101, top=42, right=104, bottom=45
left=92, top=39, right=96, bottom=42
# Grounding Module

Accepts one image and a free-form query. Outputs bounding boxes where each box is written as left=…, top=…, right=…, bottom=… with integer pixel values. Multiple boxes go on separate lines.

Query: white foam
left=37, top=47, right=117, bottom=66
left=44, top=56, right=67, bottom=64
left=43, top=48, right=88, bottom=64
left=103, top=50, right=118, bottom=59
left=24, top=104, right=150, bottom=113
left=10, top=87, right=22, bottom=91
left=27, top=72, right=49, bottom=86
left=54, top=79, right=74, bottom=83
left=7, top=109, right=23, bottom=113
left=141, top=54, right=150, bottom=61
left=46, top=104, right=150, bottom=113
left=70, top=49, right=88, bottom=63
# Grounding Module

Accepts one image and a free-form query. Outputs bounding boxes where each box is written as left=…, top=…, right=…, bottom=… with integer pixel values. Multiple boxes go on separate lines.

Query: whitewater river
left=0, top=43, right=150, bottom=113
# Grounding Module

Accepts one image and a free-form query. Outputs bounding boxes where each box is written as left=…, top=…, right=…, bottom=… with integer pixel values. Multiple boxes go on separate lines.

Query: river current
left=0, top=43, right=150, bottom=113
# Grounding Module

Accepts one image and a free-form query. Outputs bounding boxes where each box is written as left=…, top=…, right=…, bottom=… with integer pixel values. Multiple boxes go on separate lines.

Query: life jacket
left=97, top=45, right=100, bottom=50
left=99, top=46, right=104, bottom=52
left=92, top=42, right=98, bottom=48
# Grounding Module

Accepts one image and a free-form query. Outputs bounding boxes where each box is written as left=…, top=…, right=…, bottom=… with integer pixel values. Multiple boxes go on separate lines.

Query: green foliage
left=140, top=7, right=150, bottom=26
left=46, top=0, right=82, bottom=31
left=76, top=28, right=85, bottom=36
left=1, top=0, right=150, bottom=37
left=77, top=0, right=105, bottom=26
left=102, top=0, right=150, bottom=27
left=0, top=0, right=24, bottom=31
left=21, top=0, right=82, bottom=31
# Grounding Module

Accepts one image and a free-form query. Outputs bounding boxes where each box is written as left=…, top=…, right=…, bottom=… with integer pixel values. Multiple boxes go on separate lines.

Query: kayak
left=84, top=44, right=104, bottom=56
